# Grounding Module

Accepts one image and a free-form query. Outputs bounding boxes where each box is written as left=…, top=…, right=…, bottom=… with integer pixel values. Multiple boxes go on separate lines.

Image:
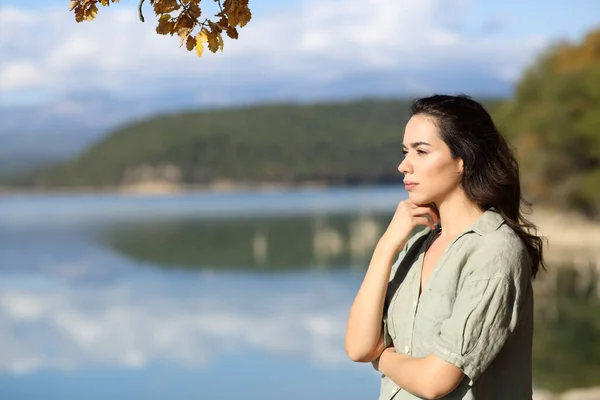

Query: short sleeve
left=431, top=276, right=519, bottom=384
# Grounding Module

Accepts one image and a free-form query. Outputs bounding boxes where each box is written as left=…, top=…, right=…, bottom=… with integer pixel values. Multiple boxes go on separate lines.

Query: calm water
left=0, top=186, right=597, bottom=399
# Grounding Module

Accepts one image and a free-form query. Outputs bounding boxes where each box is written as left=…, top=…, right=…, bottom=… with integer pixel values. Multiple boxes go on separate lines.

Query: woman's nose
left=398, top=156, right=412, bottom=175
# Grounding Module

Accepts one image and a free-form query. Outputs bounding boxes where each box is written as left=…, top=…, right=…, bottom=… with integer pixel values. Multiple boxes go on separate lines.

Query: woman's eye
left=402, top=150, right=408, bottom=156
left=417, top=149, right=427, bottom=155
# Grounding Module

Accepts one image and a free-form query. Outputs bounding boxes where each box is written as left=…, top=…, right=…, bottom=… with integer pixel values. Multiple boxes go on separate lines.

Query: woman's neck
left=435, top=189, right=484, bottom=239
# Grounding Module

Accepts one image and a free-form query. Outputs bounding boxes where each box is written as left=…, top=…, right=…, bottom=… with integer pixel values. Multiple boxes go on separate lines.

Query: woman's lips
left=404, top=182, right=418, bottom=190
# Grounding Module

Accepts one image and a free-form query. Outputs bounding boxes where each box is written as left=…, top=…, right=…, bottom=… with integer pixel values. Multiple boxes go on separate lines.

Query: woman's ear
left=457, top=158, right=464, bottom=174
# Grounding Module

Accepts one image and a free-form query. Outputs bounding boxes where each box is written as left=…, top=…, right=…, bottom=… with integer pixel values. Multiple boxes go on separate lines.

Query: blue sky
left=465, top=0, right=598, bottom=40
left=0, top=0, right=289, bottom=14
left=0, top=0, right=598, bottom=141
left=4, top=0, right=597, bottom=40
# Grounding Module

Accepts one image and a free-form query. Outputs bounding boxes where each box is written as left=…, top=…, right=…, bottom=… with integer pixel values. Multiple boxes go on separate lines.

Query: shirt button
left=392, top=386, right=400, bottom=394
left=404, top=345, right=410, bottom=353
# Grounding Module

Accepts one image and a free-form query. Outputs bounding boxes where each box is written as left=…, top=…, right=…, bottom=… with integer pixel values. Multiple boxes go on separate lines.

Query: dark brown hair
left=410, top=94, right=546, bottom=279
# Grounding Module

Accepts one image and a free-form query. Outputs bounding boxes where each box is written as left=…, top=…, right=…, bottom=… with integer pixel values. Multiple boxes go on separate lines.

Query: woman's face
left=398, top=114, right=464, bottom=206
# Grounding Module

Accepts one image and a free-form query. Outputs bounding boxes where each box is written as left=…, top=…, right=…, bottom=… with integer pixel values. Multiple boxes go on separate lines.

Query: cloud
left=0, top=61, right=44, bottom=91
left=0, top=1, right=548, bottom=101
left=0, top=0, right=552, bottom=142
left=0, top=270, right=355, bottom=375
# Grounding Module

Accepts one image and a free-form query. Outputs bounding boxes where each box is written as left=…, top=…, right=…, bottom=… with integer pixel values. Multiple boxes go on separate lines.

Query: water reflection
left=0, top=199, right=391, bottom=399
left=97, top=213, right=600, bottom=394
left=94, top=213, right=390, bottom=271
left=532, top=265, right=600, bottom=392
left=0, top=268, right=356, bottom=373
left=95, top=213, right=600, bottom=393
left=0, top=221, right=376, bottom=399
left=0, top=192, right=599, bottom=398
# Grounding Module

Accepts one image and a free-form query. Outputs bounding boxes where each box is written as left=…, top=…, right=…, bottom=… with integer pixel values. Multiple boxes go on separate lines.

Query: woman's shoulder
left=480, top=223, right=527, bottom=252
left=463, top=223, right=531, bottom=282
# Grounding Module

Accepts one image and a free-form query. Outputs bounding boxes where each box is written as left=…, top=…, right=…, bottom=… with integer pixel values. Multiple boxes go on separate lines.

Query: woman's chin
left=407, top=192, right=430, bottom=205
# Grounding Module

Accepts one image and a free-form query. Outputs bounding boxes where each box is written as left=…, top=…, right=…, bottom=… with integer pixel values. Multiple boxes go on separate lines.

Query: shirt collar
left=468, top=207, right=505, bottom=236
left=433, top=207, right=505, bottom=237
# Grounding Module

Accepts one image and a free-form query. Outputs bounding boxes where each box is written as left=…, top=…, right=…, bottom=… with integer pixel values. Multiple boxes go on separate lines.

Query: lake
left=0, top=185, right=598, bottom=399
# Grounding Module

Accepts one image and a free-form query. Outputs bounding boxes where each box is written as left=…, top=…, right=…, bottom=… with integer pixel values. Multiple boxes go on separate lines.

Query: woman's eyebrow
left=402, top=141, right=432, bottom=149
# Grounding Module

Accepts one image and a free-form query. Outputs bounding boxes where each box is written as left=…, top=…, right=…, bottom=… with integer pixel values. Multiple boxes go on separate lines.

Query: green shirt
left=379, top=208, right=534, bottom=400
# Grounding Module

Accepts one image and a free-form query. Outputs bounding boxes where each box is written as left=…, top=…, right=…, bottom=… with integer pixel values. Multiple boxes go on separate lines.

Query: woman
left=344, top=94, right=545, bottom=399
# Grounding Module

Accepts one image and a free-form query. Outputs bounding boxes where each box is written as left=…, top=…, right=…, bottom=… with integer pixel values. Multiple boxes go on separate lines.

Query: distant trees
left=69, top=0, right=251, bottom=57
left=496, top=28, right=600, bottom=217
left=0, top=101, right=417, bottom=189
left=21, top=9, right=600, bottom=217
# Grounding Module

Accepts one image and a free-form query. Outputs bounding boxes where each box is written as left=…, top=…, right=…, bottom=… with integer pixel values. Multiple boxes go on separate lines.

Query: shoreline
left=0, top=184, right=600, bottom=258
left=0, top=180, right=334, bottom=197
left=530, top=207, right=600, bottom=270
left=1, top=181, right=599, bottom=269
left=534, top=387, right=600, bottom=400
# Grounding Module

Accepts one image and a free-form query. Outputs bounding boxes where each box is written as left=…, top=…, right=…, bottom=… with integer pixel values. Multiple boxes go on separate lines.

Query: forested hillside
left=3, top=27, right=599, bottom=217
left=0, top=99, right=498, bottom=189
left=496, top=28, right=600, bottom=216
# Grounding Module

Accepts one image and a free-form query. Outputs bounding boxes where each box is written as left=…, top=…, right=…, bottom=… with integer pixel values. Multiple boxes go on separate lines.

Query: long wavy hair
left=410, top=94, right=546, bottom=279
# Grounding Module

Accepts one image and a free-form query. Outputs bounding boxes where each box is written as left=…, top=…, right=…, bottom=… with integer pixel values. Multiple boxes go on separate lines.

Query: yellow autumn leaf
left=217, top=16, right=229, bottom=30
left=218, top=32, right=224, bottom=51
left=174, top=14, right=195, bottom=45
left=227, top=11, right=238, bottom=28
left=84, top=4, right=98, bottom=21
left=70, top=0, right=250, bottom=57
left=212, top=21, right=224, bottom=34
left=174, top=14, right=194, bottom=32
left=195, top=38, right=205, bottom=57
left=188, top=2, right=201, bottom=20
left=198, top=28, right=209, bottom=42
left=237, top=7, right=252, bottom=28
left=154, top=0, right=180, bottom=15
left=206, top=30, right=219, bottom=53
left=156, top=14, right=174, bottom=35
left=178, top=28, right=192, bottom=45
left=186, top=35, right=195, bottom=51
left=74, top=7, right=84, bottom=22
left=224, top=0, right=251, bottom=28
left=226, top=27, right=238, bottom=39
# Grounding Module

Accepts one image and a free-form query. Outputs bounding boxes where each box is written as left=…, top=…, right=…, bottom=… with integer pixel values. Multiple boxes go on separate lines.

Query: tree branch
left=215, top=0, right=224, bottom=13
left=138, top=0, right=145, bottom=22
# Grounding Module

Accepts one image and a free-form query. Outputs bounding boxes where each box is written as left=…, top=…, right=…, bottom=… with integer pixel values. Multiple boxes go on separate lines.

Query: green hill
left=1, top=98, right=501, bottom=189
left=494, top=28, right=600, bottom=216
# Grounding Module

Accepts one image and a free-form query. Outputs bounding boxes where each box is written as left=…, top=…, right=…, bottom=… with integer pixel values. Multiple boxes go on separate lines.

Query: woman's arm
left=375, top=349, right=464, bottom=399
left=344, top=201, right=438, bottom=362
left=344, top=241, right=397, bottom=362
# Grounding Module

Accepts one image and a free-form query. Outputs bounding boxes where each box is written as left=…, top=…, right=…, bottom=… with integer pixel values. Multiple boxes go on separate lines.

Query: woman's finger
left=426, top=207, right=440, bottom=225
left=410, top=207, right=439, bottom=224
left=400, top=200, right=420, bottom=210
left=412, top=216, right=436, bottom=230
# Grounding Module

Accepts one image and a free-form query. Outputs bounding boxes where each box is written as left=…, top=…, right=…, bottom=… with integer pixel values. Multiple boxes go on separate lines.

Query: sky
left=0, top=0, right=598, bottom=149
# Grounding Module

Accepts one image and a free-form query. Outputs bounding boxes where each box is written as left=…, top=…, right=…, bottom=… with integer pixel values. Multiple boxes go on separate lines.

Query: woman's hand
left=378, top=200, right=439, bottom=253
left=371, top=346, right=396, bottom=373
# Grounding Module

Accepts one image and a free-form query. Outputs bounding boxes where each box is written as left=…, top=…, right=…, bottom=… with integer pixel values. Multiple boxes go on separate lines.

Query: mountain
left=0, top=98, right=502, bottom=190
